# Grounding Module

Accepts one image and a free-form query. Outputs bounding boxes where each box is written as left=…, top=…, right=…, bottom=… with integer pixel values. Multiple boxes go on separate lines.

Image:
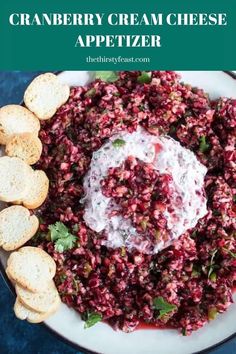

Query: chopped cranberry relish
left=33, top=71, right=236, bottom=335
left=101, top=156, right=173, bottom=245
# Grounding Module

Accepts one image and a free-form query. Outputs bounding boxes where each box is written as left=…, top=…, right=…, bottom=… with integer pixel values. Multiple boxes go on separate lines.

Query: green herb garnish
left=59, top=274, right=67, bottom=282
left=95, top=71, right=118, bottom=83
left=209, top=272, right=217, bottom=282
left=191, top=230, right=197, bottom=238
left=223, top=247, right=236, bottom=259
left=212, top=209, right=221, bottom=217
left=137, top=71, right=152, bottom=84
left=208, top=307, right=218, bottom=320
left=191, top=269, right=200, bottom=277
left=169, top=125, right=176, bottom=135
left=191, top=265, right=201, bottom=277
left=71, top=163, right=78, bottom=171
left=140, top=220, right=147, bottom=231
left=112, top=138, right=126, bottom=148
left=227, top=250, right=236, bottom=259
left=139, top=104, right=145, bottom=111
left=208, top=249, right=218, bottom=279
left=49, top=222, right=77, bottom=253
left=233, top=195, right=236, bottom=203
left=72, top=224, right=79, bottom=233
left=85, top=88, right=96, bottom=97
left=84, top=312, right=102, bottom=329
left=199, top=136, right=210, bottom=153
left=153, top=296, right=177, bottom=319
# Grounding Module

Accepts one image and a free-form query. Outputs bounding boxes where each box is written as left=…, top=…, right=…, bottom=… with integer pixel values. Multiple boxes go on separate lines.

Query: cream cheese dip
left=83, top=127, right=207, bottom=254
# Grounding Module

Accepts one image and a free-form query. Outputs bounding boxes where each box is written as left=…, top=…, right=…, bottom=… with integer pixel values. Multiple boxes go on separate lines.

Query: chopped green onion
left=208, top=307, right=218, bottom=320
left=112, top=138, right=126, bottom=148
left=199, top=136, right=210, bottom=153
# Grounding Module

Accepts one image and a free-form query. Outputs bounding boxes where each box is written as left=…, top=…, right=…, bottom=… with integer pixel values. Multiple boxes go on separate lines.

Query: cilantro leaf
left=137, top=71, right=152, bottom=84
left=95, top=71, right=118, bottom=83
left=112, top=138, right=126, bottom=148
left=199, top=136, right=210, bottom=153
left=153, top=296, right=177, bottom=319
left=54, top=236, right=77, bottom=253
left=49, top=222, right=68, bottom=241
left=49, top=222, right=77, bottom=253
left=84, top=312, right=102, bottom=329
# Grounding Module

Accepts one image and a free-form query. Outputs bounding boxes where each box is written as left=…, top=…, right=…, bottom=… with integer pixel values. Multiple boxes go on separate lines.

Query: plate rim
left=0, top=70, right=236, bottom=354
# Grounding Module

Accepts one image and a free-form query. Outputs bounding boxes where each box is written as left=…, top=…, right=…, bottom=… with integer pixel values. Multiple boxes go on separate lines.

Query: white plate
left=0, top=71, right=236, bottom=354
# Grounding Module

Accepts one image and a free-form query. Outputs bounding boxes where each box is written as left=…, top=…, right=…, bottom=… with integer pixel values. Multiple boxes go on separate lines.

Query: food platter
left=0, top=70, right=235, bottom=354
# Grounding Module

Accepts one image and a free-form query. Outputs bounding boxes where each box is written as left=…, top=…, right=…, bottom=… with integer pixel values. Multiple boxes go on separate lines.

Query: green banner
left=0, top=0, right=235, bottom=69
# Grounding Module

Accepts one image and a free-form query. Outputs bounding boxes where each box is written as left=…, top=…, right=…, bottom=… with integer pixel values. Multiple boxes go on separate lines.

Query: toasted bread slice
left=21, top=170, right=49, bottom=209
left=6, top=133, right=42, bottom=165
left=16, top=280, right=61, bottom=314
left=14, top=297, right=60, bottom=323
left=5, top=268, right=15, bottom=285
left=6, top=246, right=56, bottom=293
left=0, top=105, right=40, bottom=144
left=0, top=206, right=39, bottom=251
left=24, top=73, right=70, bottom=120
left=0, top=157, right=31, bottom=202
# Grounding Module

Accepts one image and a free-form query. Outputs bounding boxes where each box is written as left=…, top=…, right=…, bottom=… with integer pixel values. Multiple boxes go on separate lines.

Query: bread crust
left=0, top=157, right=31, bottom=202
left=0, top=105, right=40, bottom=144
left=6, top=133, right=42, bottom=165
left=6, top=246, right=56, bottom=293
left=23, top=170, right=49, bottom=209
left=14, top=297, right=60, bottom=323
left=16, top=281, right=61, bottom=314
left=2, top=73, right=68, bottom=324
left=0, top=206, right=39, bottom=251
left=24, top=73, right=70, bottom=120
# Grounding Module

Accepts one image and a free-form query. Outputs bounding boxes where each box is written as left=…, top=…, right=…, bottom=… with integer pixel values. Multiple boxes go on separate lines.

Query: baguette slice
left=0, top=206, right=39, bottom=251
left=24, top=73, right=70, bottom=120
left=22, top=170, right=49, bottom=209
left=14, top=297, right=60, bottom=323
left=0, top=105, right=40, bottom=144
left=0, top=156, right=31, bottom=202
left=7, top=246, right=56, bottom=293
left=6, top=133, right=42, bottom=165
left=16, top=281, right=61, bottom=314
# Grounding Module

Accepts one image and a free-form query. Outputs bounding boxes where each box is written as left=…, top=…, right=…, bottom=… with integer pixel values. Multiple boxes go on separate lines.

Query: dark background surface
left=0, top=71, right=235, bottom=354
